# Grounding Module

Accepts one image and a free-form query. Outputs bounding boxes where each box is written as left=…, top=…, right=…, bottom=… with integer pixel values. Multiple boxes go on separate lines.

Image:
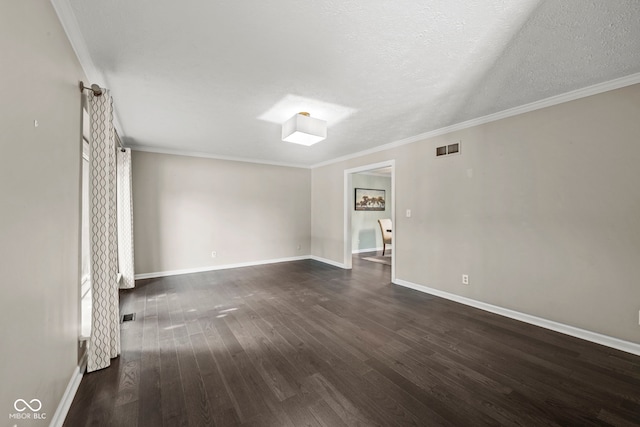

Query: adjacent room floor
left=64, top=254, right=640, bottom=426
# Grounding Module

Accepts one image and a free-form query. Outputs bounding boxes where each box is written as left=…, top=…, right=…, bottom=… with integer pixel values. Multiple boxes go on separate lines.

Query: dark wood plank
left=64, top=255, right=640, bottom=426
left=303, top=373, right=378, bottom=426
left=174, top=333, right=215, bottom=426
left=158, top=336, right=188, bottom=427
left=307, top=398, right=348, bottom=427
left=111, top=400, right=138, bottom=427
left=137, top=302, right=162, bottom=427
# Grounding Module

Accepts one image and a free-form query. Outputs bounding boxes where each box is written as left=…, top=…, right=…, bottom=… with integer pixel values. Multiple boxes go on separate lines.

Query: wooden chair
left=377, top=218, right=392, bottom=256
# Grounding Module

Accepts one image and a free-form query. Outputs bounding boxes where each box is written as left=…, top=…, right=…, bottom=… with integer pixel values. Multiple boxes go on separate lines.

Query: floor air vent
left=121, top=313, right=136, bottom=323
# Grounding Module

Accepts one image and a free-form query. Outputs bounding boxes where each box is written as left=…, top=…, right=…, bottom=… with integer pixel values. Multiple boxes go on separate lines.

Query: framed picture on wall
left=355, top=188, right=385, bottom=211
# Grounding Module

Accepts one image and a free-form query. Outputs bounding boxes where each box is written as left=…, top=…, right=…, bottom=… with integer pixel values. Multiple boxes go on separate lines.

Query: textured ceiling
left=60, top=0, right=640, bottom=167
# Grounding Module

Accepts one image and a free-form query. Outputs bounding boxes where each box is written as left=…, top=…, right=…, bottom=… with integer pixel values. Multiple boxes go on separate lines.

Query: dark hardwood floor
left=64, top=253, right=640, bottom=426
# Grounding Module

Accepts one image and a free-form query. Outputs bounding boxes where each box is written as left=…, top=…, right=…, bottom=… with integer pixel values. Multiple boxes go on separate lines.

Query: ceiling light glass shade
left=282, top=113, right=327, bottom=146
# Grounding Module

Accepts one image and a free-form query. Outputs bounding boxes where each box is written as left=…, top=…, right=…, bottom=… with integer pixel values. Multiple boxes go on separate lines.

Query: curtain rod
left=80, top=81, right=126, bottom=152
left=79, top=80, right=103, bottom=96
left=115, top=130, right=125, bottom=152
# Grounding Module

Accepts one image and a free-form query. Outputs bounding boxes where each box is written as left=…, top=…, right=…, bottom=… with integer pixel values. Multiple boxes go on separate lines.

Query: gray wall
left=132, top=151, right=311, bottom=275
left=0, top=1, right=86, bottom=423
left=312, top=84, right=640, bottom=344
left=351, top=174, right=391, bottom=252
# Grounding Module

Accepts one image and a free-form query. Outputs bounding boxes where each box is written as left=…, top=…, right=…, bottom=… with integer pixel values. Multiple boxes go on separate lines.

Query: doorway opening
left=344, top=160, right=396, bottom=282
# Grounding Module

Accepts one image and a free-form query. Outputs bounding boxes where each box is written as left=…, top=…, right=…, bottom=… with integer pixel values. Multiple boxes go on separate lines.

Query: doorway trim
left=344, top=160, right=396, bottom=282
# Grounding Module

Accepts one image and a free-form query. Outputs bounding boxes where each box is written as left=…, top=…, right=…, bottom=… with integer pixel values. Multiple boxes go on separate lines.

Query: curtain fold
left=117, top=148, right=135, bottom=289
left=87, top=90, right=120, bottom=372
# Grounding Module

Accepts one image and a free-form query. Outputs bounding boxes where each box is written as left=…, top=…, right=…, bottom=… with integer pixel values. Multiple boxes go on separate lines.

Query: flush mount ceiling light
left=282, top=112, right=327, bottom=146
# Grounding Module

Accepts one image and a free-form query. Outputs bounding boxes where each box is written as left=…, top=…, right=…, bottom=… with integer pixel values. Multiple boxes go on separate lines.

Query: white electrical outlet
left=462, top=274, right=469, bottom=285
left=406, top=209, right=412, bottom=218
left=211, top=251, right=217, bottom=258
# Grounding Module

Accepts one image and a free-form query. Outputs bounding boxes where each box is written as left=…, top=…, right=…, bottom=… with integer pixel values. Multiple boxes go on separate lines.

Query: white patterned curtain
left=117, top=148, right=135, bottom=289
left=88, top=90, right=120, bottom=372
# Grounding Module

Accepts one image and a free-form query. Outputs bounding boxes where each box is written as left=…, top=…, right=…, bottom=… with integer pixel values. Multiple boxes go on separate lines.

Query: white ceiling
left=56, top=0, right=640, bottom=167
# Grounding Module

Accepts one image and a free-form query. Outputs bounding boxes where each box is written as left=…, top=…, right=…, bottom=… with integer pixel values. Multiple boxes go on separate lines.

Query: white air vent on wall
left=436, top=142, right=461, bottom=157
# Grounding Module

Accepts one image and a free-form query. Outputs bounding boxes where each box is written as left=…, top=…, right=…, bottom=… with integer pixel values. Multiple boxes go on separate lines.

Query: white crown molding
left=311, top=72, right=640, bottom=169
left=394, top=278, right=640, bottom=356
left=51, top=0, right=125, bottom=135
left=50, top=1, right=640, bottom=171
left=50, top=0, right=102, bottom=85
left=129, top=145, right=310, bottom=170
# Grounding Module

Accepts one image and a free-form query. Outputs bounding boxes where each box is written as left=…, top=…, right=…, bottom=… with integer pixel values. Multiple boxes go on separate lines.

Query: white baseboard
left=351, top=245, right=393, bottom=254
left=135, top=255, right=312, bottom=280
left=352, top=247, right=382, bottom=254
left=49, top=354, right=87, bottom=427
left=309, top=255, right=349, bottom=269
left=394, top=278, right=640, bottom=356
left=352, top=245, right=394, bottom=254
